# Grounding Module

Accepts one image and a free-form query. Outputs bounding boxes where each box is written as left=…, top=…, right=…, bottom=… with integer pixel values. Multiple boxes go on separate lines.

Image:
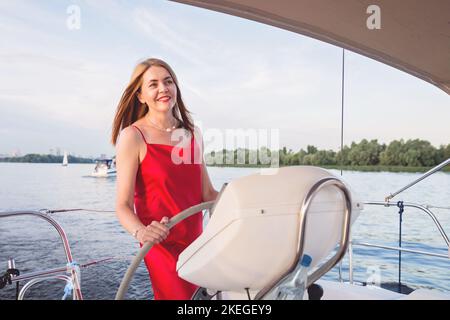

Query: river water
left=0, top=163, right=448, bottom=299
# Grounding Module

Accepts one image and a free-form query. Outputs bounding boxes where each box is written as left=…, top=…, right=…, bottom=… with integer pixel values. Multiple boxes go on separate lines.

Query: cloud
left=132, top=7, right=214, bottom=69
left=0, top=0, right=448, bottom=156
left=0, top=52, right=123, bottom=129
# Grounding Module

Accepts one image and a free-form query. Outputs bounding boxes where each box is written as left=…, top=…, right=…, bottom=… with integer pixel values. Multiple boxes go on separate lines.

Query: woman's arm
left=115, top=126, right=169, bottom=244
left=201, top=161, right=219, bottom=202
left=197, top=128, right=219, bottom=202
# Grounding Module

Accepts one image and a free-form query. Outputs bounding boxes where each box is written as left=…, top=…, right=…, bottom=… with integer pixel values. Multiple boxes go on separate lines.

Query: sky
left=0, top=0, right=449, bottom=158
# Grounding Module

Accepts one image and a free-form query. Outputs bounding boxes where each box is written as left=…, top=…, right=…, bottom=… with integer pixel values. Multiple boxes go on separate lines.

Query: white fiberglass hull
left=91, top=169, right=116, bottom=177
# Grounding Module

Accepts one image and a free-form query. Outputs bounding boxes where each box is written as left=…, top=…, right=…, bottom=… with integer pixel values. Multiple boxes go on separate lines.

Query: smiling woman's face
left=138, top=65, right=177, bottom=113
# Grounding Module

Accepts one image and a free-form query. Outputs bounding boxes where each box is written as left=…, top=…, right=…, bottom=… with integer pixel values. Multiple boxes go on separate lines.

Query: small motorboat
left=91, top=157, right=116, bottom=177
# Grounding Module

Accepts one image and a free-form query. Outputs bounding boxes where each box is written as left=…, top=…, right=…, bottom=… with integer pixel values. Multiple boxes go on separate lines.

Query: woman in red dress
left=111, top=58, right=218, bottom=300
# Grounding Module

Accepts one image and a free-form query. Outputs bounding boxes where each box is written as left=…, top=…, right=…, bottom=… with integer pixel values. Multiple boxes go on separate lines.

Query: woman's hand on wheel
left=137, top=217, right=170, bottom=244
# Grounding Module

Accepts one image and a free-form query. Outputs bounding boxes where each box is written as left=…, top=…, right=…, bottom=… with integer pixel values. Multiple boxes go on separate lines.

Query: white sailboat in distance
left=62, top=151, right=68, bottom=166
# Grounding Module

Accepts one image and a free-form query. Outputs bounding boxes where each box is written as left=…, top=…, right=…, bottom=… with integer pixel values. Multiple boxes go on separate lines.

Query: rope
left=397, top=201, right=404, bottom=216
left=61, top=281, right=73, bottom=300
left=40, top=208, right=116, bottom=214
left=0, top=268, right=20, bottom=289
left=63, top=261, right=81, bottom=300
left=0, top=267, right=21, bottom=300
left=397, top=201, right=404, bottom=293
left=42, top=208, right=212, bottom=215
left=39, top=207, right=213, bottom=216
left=79, top=256, right=136, bottom=268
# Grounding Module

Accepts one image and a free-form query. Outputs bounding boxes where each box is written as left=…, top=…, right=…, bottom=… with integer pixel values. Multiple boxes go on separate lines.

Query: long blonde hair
left=111, top=58, right=194, bottom=145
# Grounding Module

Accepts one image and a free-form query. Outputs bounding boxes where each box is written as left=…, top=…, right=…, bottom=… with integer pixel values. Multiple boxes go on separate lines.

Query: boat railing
left=0, top=210, right=84, bottom=300
left=384, top=158, right=450, bottom=202
left=2, top=185, right=447, bottom=298
left=338, top=158, right=450, bottom=288
left=337, top=201, right=449, bottom=287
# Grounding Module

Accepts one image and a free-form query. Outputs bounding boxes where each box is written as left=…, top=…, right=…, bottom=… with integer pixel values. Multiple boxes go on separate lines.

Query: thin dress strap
left=132, top=125, right=148, bottom=144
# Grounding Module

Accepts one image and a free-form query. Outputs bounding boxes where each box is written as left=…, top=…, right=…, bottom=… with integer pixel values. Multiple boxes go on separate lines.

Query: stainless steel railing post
left=0, top=211, right=83, bottom=300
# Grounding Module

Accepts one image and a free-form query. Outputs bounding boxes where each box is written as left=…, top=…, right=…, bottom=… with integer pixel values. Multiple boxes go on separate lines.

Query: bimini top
left=171, top=0, right=450, bottom=95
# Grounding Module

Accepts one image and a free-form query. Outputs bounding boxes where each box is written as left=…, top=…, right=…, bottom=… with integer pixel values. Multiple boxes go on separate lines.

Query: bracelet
left=132, top=226, right=144, bottom=239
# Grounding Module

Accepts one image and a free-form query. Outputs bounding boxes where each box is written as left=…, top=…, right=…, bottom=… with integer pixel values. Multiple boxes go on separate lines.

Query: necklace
left=146, top=117, right=178, bottom=132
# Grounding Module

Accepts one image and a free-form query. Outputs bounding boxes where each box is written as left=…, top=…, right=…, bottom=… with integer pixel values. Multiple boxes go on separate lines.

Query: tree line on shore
left=0, top=154, right=94, bottom=163
left=205, top=139, right=450, bottom=167
left=1, top=139, right=449, bottom=168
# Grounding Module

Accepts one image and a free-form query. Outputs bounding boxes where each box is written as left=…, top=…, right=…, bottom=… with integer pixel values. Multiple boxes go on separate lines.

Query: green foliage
left=346, top=139, right=385, bottom=166
left=3, top=139, right=448, bottom=170
left=436, top=144, right=450, bottom=164
left=380, top=139, right=439, bottom=167
left=203, top=139, right=449, bottom=170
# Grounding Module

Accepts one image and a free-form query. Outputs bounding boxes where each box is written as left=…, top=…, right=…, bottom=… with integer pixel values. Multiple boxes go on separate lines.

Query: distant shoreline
left=0, top=154, right=94, bottom=164
left=1, top=156, right=448, bottom=173
left=0, top=161, right=94, bottom=164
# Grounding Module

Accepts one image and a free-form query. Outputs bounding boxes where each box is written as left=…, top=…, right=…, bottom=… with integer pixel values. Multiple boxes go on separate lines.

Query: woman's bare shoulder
left=117, top=125, right=141, bottom=148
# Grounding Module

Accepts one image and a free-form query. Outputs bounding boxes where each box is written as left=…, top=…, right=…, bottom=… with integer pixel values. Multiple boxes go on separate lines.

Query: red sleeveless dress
left=132, top=125, right=203, bottom=300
